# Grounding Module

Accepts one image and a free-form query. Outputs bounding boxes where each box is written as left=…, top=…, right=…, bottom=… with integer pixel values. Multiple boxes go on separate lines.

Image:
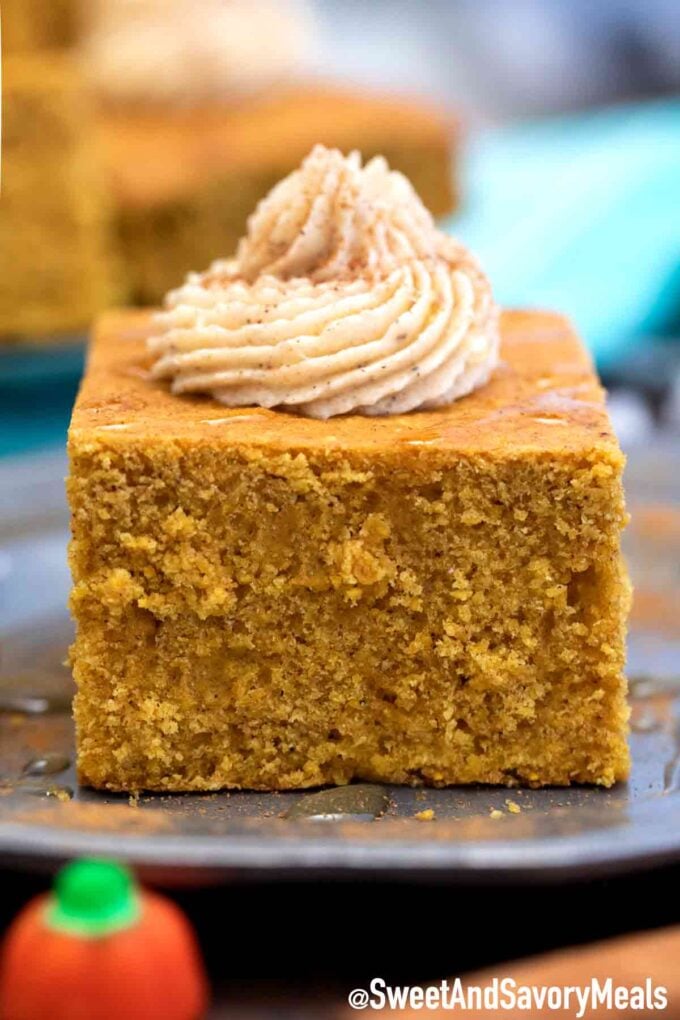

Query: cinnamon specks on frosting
left=148, top=145, right=499, bottom=418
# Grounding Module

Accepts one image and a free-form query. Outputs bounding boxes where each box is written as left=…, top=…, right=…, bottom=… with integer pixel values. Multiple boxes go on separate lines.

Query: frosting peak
left=150, top=145, right=499, bottom=419
left=237, top=145, right=436, bottom=282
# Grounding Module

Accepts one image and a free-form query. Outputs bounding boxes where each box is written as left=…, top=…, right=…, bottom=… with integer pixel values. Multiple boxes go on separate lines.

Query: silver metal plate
left=0, top=446, right=678, bottom=882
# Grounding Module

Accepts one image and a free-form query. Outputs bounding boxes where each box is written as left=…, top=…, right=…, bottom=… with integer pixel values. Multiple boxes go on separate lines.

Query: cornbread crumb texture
left=1, top=54, right=115, bottom=338
left=68, top=309, right=630, bottom=792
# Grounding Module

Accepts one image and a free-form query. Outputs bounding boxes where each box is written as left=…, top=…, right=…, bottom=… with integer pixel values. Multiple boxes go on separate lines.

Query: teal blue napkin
left=0, top=344, right=84, bottom=457
left=446, top=99, right=680, bottom=365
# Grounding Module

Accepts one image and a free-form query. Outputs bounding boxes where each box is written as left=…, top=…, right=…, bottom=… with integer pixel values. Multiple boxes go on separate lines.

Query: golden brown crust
left=72, top=308, right=621, bottom=460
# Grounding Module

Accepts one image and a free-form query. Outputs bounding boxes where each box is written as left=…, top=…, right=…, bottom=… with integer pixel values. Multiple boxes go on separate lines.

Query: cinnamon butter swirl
left=149, top=145, right=499, bottom=418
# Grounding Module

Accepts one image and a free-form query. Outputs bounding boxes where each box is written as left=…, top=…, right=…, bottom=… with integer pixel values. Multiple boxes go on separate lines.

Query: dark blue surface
left=0, top=344, right=84, bottom=458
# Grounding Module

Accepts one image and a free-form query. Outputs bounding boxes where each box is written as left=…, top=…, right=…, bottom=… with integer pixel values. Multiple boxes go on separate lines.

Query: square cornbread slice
left=68, top=308, right=630, bottom=791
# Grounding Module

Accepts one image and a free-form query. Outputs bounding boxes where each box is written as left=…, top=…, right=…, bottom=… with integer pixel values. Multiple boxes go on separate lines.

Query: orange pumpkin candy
left=0, top=860, right=208, bottom=1020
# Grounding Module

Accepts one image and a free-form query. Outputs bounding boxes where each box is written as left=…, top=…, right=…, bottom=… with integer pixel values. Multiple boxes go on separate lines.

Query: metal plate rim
left=1, top=805, right=679, bottom=882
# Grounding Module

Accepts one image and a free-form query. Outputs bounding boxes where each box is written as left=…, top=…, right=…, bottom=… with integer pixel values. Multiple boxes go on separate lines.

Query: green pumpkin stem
left=46, top=859, right=140, bottom=938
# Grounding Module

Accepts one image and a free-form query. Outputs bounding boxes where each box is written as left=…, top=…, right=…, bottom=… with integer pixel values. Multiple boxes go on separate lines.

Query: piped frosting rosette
left=149, top=145, right=499, bottom=418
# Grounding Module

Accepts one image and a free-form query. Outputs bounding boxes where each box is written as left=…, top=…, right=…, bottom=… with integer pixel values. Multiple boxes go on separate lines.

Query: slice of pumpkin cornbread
left=68, top=308, right=629, bottom=791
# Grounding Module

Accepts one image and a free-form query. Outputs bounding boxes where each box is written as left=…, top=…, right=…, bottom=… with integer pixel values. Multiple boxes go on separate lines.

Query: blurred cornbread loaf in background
left=1, top=0, right=115, bottom=343
left=1, top=0, right=80, bottom=52
left=100, top=87, right=458, bottom=303
left=0, top=0, right=459, bottom=333
left=0, top=55, right=116, bottom=340
left=83, top=0, right=458, bottom=302
left=79, top=0, right=315, bottom=106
